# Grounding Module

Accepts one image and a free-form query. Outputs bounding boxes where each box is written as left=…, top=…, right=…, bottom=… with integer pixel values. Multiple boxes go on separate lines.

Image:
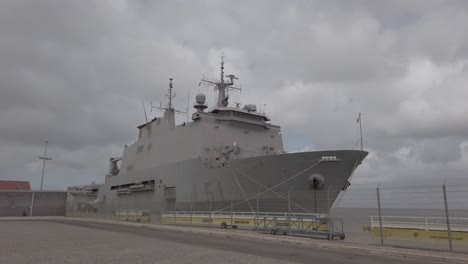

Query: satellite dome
left=244, top=104, right=257, bottom=112
left=196, top=93, right=206, bottom=105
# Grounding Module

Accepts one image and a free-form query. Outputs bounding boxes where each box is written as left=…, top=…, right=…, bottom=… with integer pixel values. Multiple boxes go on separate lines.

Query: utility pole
left=38, top=141, right=52, bottom=191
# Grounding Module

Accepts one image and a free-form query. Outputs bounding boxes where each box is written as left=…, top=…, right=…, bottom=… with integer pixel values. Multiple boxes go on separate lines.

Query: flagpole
left=358, top=113, right=363, bottom=151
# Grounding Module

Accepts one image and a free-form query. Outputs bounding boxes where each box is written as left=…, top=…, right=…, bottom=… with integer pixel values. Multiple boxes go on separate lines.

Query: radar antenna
left=168, top=78, right=174, bottom=110
left=151, top=78, right=187, bottom=114
left=220, top=53, right=225, bottom=84
left=199, top=54, right=242, bottom=107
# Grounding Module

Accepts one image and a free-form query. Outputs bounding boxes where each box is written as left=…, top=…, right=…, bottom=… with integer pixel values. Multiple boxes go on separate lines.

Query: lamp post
left=38, top=141, right=52, bottom=191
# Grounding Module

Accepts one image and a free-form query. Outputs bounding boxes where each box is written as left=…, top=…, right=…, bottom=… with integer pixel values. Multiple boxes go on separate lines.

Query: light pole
left=38, top=141, right=52, bottom=191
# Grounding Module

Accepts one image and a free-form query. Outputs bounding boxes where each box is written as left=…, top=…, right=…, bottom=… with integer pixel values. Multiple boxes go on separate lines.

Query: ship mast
left=168, top=78, right=174, bottom=110
left=151, top=78, right=186, bottom=130
left=200, top=54, right=241, bottom=107
left=220, top=54, right=225, bottom=84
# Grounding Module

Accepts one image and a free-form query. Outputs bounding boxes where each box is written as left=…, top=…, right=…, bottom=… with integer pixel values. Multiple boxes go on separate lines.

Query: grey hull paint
left=99, top=150, right=368, bottom=214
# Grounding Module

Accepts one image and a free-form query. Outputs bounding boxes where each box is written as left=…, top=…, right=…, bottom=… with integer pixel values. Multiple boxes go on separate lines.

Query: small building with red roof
left=0, top=180, right=31, bottom=191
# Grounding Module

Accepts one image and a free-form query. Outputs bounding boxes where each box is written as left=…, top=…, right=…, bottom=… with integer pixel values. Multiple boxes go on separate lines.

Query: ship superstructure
left=97, top=57, right=368, bottom=215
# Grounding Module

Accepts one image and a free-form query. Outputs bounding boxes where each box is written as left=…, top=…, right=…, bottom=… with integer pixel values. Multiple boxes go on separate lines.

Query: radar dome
left=196, top=93, right=206, bottom=105
left=244, top=104, right=257, bottom=112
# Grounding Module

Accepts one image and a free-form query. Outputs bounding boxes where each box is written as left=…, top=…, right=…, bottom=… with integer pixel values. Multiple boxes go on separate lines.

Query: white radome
left=196, top=93, right=206, bottom=105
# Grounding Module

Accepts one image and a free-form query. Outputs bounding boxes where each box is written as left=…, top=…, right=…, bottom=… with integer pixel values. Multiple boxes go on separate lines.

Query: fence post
left=256, top=194, right=260, bottom=230
left=442, top=185, right=453, bottom=251
left=209, top=199, right=212, bottom=225
left=288, top=191, right=291, bottom=235
left=230, top=195, right=233, bottom=227
left=126, top=194, right=129, bottom=211
left=376, top=188, right=384, bottom=245
left=327, top=188, right=332, bottom=240
left=314, top=189, right=317, bottom=214
left=173, top=202, right=176, bottom=224
left=190, top=202, right=193, bottom=226
left=29, top=191, right=35, bottom=217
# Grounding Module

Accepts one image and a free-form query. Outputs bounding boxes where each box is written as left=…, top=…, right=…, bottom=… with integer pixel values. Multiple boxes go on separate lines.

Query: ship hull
left=98, top=150, right=367, bottom=215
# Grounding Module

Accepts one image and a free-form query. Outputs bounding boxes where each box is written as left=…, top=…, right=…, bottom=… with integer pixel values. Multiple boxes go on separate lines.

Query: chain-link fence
left=332, top=183, right=468, bottom=253
left=0, top=191, right=67, bottom=216
left=65, top=182, right=468, bottom=253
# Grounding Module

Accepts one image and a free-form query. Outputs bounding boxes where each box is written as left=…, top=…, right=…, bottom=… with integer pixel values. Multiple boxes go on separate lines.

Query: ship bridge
left=209, top=107, right=271, bottom=121
left=192, top=107, right=272, bottom=129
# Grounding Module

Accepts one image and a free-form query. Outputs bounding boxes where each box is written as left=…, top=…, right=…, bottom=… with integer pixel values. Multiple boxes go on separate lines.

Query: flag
left=356, top=113, right=361, bottom=123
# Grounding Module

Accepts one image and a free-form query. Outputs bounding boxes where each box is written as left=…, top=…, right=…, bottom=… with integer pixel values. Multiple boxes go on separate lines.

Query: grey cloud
left=415, top=137, right=463, bottom=164
left=1, top=0, right=468, bottom=190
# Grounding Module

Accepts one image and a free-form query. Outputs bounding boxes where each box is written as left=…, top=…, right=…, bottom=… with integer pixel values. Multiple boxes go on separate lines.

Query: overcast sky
left=1, top=0, right=467, bottom=190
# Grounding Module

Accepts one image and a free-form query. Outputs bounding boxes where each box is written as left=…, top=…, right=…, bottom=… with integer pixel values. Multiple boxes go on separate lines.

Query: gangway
left=161, top=211, right=345, bottom=240
left=254, top=215, right=345, bottom=240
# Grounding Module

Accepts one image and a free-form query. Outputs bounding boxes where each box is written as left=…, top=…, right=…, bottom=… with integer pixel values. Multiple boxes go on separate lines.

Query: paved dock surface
left=0, top=220, right=458, bottom=264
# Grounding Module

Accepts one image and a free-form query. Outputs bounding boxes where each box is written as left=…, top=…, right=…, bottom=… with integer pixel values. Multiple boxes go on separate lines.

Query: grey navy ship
left=95, top=58, right=368, bottom=215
